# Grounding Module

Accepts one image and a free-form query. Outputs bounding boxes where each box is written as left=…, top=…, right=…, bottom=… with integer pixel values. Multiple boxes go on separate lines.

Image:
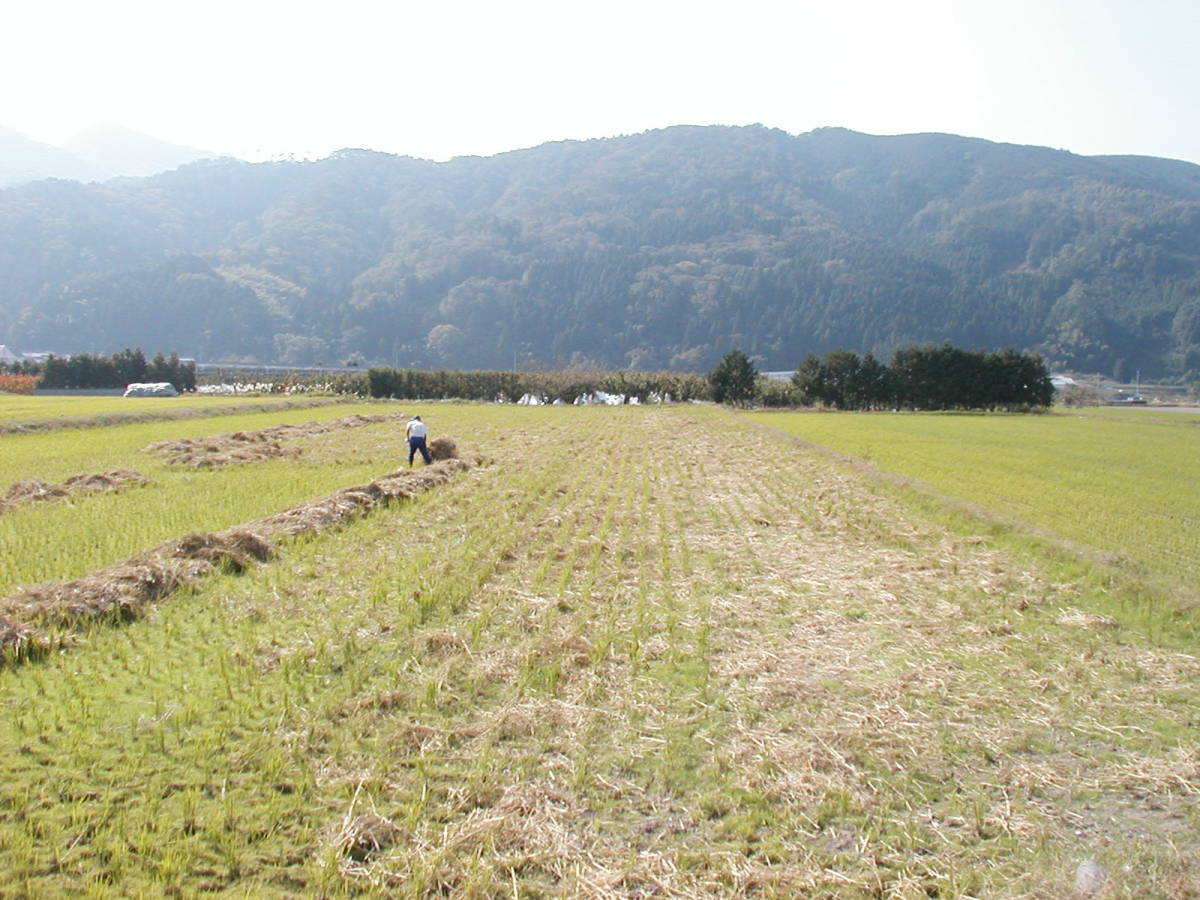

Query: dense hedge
left=787, top=345, right=1054, bottom=411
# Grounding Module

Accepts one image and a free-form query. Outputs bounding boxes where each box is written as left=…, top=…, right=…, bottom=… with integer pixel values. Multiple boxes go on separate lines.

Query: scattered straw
left=1057, top=608, right=1120, bottom=630
left=327, top=812, right=402, bottom=864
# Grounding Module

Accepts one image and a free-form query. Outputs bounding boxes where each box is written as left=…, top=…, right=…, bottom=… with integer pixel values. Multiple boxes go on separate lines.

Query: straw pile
left=144, top=412, right=409, bottom=467
left=0, top=469, right=151, bottom=515
left=156, top=442, right=299, bottom=468
left=0, top=458, right=478, bottom=666
left=427, top=436, right=458, bottom=460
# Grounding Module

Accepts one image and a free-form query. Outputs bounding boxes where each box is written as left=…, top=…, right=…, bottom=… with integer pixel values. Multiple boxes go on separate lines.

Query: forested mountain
left=2, top=125, right=1199, bottom=377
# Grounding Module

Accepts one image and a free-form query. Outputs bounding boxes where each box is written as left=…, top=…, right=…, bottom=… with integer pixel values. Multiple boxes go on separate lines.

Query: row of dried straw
left=143, top=412, right=411, bottom=467
left=0, top=457, right=477, bottom=664
left=0, top=469, right=151, bottom=516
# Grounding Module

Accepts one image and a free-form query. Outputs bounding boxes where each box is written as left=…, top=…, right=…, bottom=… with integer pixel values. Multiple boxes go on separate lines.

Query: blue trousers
left=408, top=435, right=431, bottom=465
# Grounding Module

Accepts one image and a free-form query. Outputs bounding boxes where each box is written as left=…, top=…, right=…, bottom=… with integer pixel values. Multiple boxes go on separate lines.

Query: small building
left=0, top=344, right=21, bottom=365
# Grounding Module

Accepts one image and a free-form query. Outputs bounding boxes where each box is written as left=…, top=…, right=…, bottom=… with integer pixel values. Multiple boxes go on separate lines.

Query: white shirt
left=406, top=419, right=427, bottom=438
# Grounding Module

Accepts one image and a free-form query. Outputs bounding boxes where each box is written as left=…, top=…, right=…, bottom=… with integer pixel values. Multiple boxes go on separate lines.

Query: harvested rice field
left=0, top=394, right=342, bottom=433
left=746, top=407, right=1200, bottom=606
left=0, top=400, right=1197, bottom=898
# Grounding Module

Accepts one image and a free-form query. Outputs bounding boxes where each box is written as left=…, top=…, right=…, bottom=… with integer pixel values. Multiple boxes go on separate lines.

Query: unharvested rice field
left=0, top=399, right=1197, bottom=898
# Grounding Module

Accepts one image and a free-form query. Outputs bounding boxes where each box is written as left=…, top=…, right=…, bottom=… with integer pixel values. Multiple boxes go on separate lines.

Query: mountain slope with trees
left=2, top=125, right=1199, bottom=377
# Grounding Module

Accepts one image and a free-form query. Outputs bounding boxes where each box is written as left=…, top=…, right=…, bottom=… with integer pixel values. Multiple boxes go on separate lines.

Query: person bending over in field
left=406, top=415, right=432, bottom=466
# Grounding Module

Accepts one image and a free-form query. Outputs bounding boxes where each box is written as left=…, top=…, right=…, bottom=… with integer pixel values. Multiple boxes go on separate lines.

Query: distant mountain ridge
left=1, top=125, right=1198, bottom=377
left=0, top=128, right=99, bottom=185
left=0, top=125, right=216, bottom=185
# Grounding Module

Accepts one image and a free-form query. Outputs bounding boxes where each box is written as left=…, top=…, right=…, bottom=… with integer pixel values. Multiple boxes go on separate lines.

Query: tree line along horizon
left=0, top=342, right=1054, bottom=410
left=1, top=348, right=198, bottom=392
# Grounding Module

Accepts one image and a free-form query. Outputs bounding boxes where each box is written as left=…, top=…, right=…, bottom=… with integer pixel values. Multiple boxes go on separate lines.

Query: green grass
left=746, top=407, right=1200, bottom=600
left=1, top=405, right=1197, bottom=897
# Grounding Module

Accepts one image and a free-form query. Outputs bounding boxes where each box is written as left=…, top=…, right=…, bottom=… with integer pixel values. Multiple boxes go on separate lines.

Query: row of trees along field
left=26, top=349, right=197, bottom=391
left=1, top=344, right=1049, bottom=411
left=711, top=344, right=1054, bottom=410
left=364, top=367, right=710, bottom=403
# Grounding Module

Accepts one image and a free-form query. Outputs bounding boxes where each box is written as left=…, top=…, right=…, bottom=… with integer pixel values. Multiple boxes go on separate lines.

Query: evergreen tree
left=708, top=349, right=759, bottom=406
left=792, top=354, right=830, bottom=406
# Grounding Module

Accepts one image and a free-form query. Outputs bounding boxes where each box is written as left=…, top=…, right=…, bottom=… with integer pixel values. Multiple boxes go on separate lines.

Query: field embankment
left=0, top=403, right=1196, bottom=897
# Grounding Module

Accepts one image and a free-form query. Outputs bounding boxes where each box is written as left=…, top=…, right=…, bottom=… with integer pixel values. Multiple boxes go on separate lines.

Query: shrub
left=0, top=374, right=37, bottom=394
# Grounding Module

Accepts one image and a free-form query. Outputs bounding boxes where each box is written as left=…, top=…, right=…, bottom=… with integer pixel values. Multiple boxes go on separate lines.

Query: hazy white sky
left=3, top=0, right=1198, bottom=164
